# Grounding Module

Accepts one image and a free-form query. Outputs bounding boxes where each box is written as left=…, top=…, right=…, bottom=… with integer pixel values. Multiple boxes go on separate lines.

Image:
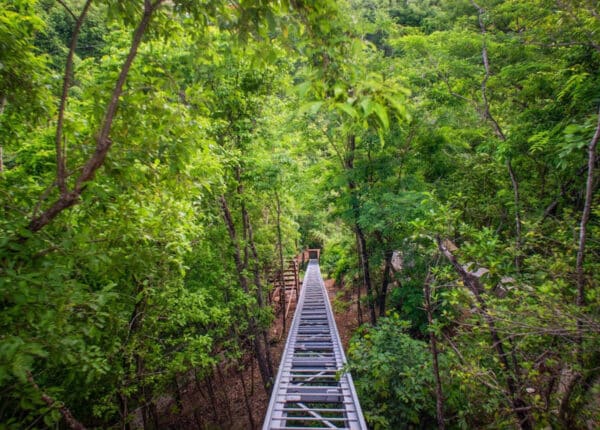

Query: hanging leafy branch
left=28, top=0, right=165, bottom=232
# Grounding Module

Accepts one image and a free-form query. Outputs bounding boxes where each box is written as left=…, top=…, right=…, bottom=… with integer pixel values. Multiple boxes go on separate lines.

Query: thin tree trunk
left=471, top=0, right=523, bottom=271
left=237, top=167, right=274, bottom=380
left=172, top=376, right=183, bottom=412
left=140, top=388, right=153, bottom=428
left=250, top=354, right=255, bottom=397
left=204, top=374, right=220, bottom=424
left=576, top=107, right=600, bottom=308
left=507, top=159, right=522, bottom=271
left=540, top=157, right=599, bottom=222
left=275, top=190, right=286, bottom=333
left=558, top=369, right=585, bottom=427
left=245, top=215, right=274, bottom=379
left=238, top=364, right=256, bottom=430
left=423, top=271, right=445, bottom=430
left=345, top=134, right=376, bottom=325
left=27, top=372, right=87, bottom=430
left=0, top=95, right=6, bottom=174
left=437, top=237, right=532, bottom=430
left=28, top=0, right=164, bottom=233
left=354, top=234, right=363, bottom=326
left=575, top=107, right=600, bottom=364
left=118, top=394, right=129, bottom=430
left=149, top=400, right=160, bottom=430
left=379, top=249, right=393, bottom=317
left=55, top=0, right=93, bottom=195
left=216, top=364, right=234, bottom=425
left=219, top=195, right=273, bottom=390
left=356, top=277, right=363, bottom=326
left=355, top=217, right=376, bottom=324
left=120, top=285, right=147, bottom=430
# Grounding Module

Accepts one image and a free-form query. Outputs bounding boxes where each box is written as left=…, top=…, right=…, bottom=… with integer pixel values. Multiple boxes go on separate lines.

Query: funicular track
left=263, top=260, right=367, bottom=430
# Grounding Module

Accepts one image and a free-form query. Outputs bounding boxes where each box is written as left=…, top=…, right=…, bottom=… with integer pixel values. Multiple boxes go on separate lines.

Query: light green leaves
left=333, top=102, right=358, bottom=119
left=299, top=100, right=324, bottom=115
left=372, top=101, right=390, bottom=131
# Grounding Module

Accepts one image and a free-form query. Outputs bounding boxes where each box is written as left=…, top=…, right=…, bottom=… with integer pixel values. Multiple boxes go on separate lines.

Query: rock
left=391, top=251, right=403, bottom=272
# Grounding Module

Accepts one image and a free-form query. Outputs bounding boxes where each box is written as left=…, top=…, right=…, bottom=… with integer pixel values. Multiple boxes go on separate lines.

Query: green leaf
left=372, top=102, right=389, bottom=130
left=333, top=102, right=358, bottom=119
left=383, top=94, right=407, bottom=120
left=333, top=84, right=345, bottom=99
left=299, top=101, right=324, bottom=116
left=360, top=97, right=374, bottom=116
left=296, top=81, right=312, bottom=99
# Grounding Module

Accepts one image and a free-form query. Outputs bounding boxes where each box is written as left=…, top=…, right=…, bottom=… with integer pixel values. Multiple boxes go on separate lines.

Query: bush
left=346, top=317, right=436, bottom=429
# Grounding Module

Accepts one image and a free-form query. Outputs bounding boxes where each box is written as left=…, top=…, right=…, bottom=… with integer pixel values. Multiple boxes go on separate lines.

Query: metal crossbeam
left=263, top=260, right=367, bottom=429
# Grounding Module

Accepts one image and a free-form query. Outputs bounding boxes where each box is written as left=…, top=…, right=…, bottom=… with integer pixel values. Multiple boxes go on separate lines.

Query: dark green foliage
left=347, top=317, right=437, bottom=429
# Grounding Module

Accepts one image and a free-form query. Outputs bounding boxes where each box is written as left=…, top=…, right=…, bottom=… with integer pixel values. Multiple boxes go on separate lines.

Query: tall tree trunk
left=172, top=376, right=183, bottom=412
left=379, top=249, right=393, bottom=317
left=0, top=95, right=6, bottom=174
left=246, top=217, right=274, bottom=380
left=120, top=285, right=147, bottom=430
left=204, top=374, right=220, bottom=424
left=506, top=159, right=522, bottom=271
left=423, top=271, right=445, bottom=430
left=575, top=107, right=600, bottom=365
left=345, top=134, right=376, bottom=325
left=438, top=237, right=533, bottom=430
left=137, top=354, right=154, bottom=430
left=149, top=401, right=160, bottom=430
left=236, top=167, right=274, bottom=380
left=216, top=364, right=234, bottom=426
left=54, top=0, right=93, bottom=195
left=238, top=364, right=256, bottom=430
left=471, top=0, right=523, bottom=271
left=118, top=394, right=129, bottom=430
left=355, top=227, right=376, bottom=325
left=219, top=195, right=273, bottom=391
left=355, top=233, right=363, bottom=326
left=576, top=108, right=600, bottom=308
left=275, top=190, right=286, bottom=334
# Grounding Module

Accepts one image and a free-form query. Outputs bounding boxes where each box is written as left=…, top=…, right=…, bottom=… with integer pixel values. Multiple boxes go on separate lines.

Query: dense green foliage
left=347, top=317, right=437, bottom=428
left=0, top=0, right=327, bottom=427
left=1, top=0, right=599, bottom=429
left=323, top=1, right=600, bottom=428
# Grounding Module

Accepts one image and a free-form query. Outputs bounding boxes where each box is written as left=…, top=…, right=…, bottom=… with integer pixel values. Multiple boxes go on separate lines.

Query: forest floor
left=157, top=277, right=360, bottom=429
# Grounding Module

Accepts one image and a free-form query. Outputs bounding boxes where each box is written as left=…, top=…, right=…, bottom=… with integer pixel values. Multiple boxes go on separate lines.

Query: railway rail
left=262, top=260, right=367, bottom=430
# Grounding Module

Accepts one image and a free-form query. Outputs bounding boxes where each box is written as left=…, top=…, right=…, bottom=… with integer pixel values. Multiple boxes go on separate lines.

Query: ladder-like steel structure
left=263, top=260, right=367, bottom=430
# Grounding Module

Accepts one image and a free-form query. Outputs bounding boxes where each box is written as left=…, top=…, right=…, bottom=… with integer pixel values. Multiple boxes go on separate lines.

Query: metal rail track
left=262, top=260, right=367, bottom=430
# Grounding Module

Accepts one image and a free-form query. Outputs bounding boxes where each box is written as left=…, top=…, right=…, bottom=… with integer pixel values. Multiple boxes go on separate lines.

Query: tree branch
left=27, top=372, right=87, bottom=430
left=576, top=107, right=600, bottom=308
left=471, top=0, right=522, bottom=270
left=540, top=156, right=599, bottom=222
left=28, top=1, right=163, bottom=232
left=55, top=0, right=92, bottom=195
left=423, top=269, right=446, bottom=430
left=56, top=0, right=78, bottom=21
left=438, top=71, right=480, bottom=110
left=437, top=236, right=532, bottom=430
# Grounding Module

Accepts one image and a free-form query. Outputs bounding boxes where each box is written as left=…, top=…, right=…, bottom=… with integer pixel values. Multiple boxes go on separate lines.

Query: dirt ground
left=324, top=278, right=360, bottom=351
left=157, top=277, right=360, bottom=429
